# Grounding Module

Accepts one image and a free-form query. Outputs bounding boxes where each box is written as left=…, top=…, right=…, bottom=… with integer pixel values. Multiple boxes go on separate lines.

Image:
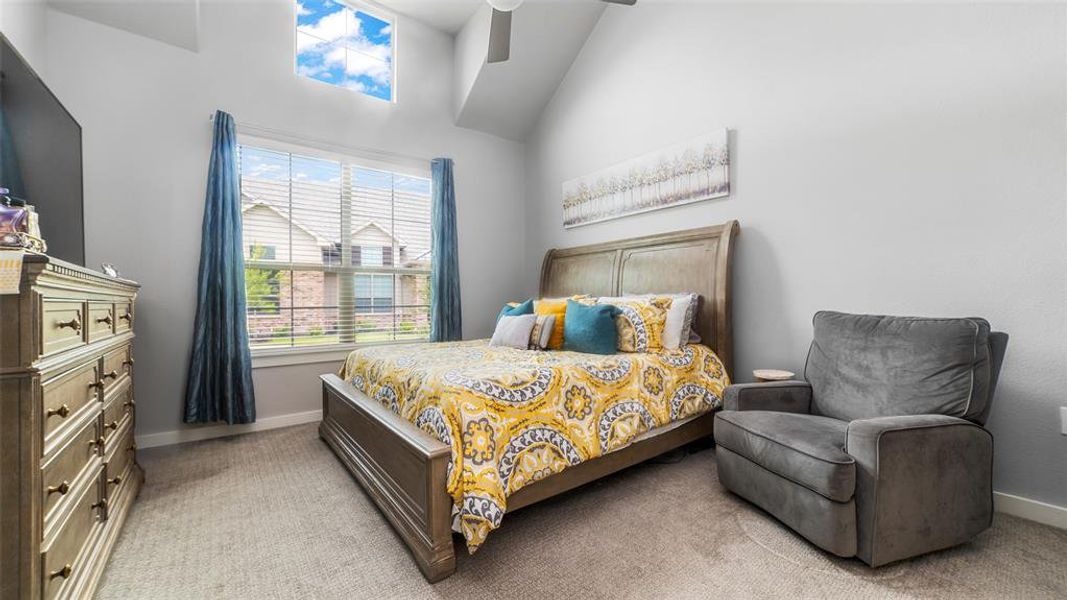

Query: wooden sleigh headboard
left=539, top=221, right=740, bottom=377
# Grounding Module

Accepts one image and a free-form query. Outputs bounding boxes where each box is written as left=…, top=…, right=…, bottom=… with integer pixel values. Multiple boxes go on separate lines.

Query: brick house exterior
left=242, top=200, right=430, bottom=345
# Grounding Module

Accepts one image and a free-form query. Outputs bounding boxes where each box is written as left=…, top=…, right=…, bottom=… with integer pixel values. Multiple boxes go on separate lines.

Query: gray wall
left=523, top=3, right=1067, bottom=508
left=39, top=1, right=527, bottom=437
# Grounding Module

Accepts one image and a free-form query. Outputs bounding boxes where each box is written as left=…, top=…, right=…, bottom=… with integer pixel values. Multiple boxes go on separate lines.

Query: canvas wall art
left=562, top=129, right=730, bottom=229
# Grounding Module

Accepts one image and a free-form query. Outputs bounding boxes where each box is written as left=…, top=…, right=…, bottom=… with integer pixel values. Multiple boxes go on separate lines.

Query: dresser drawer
left=104, top=423, right=134, bottom=493
left=114, top=301, right=134, bottom=334
left=42, top=300, right=86, bottom=358
left=41, top=363, right=100, bottom=450
left=101, top=344, right=133, bottom=396
left=87, top=302, right=116, bottom=343
left=101, top=383, right=134, bottom=447
left=41, top=475, right=104, bottom=599
left=41, top=417, right=102, bottom=525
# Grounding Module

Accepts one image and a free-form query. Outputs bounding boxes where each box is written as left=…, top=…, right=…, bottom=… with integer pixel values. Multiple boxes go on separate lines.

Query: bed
left=319, top=222, right=739, bottom=581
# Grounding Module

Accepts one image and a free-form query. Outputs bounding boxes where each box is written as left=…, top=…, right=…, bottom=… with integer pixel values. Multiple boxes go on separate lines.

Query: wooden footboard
left=318, top=374, right=456, bottom=582
left=321, top=372, right=718, bottom=583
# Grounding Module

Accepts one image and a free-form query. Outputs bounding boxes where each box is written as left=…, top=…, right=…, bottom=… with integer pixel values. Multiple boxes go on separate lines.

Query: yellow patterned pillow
left=535, top=295, right=588, bottom=350
left=605, top=296, right=673, bottom=352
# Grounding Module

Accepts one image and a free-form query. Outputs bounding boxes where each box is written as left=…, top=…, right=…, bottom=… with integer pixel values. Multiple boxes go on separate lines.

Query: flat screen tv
left=0, top=33, right=84, bottom=266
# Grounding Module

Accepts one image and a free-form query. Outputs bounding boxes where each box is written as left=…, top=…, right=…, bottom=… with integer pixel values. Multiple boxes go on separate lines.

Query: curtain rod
left=208, top=112, right=434, bottom=167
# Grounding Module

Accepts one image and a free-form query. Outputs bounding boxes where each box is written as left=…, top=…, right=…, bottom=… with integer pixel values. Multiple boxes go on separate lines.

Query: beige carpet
left=97, top=424, right=1067, bottom=599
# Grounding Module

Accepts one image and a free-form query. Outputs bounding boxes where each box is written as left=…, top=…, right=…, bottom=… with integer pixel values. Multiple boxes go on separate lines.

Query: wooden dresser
left=1, top=254, right=142, bottom=599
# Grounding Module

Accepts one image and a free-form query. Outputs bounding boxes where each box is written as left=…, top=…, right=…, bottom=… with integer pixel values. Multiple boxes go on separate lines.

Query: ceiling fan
left=487, top=0, right=637, bottom=63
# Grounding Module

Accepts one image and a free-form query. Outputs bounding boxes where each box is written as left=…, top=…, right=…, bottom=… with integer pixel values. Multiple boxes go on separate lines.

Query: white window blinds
left=239, top=143, right=432, bottom=351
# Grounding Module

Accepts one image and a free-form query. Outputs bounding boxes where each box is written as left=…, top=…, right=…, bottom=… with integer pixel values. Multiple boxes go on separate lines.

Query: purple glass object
left=0, top=204, right=28, bottom=235
left=0, top=188, right=31, bottom=247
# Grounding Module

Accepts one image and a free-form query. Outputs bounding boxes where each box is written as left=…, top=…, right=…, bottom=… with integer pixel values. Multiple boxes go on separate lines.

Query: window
left=355, top=273, right=393, bottom=313
left=239, top=142, right=432, bottom=351
left=248, top=244, right=277, bottom=260
left=296, top=0, right=394, bottom=102
left=361, top=245, right=383, bottom=267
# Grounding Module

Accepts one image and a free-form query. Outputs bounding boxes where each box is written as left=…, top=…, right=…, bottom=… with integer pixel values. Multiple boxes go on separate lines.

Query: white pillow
left=604, top=293, right=698, bottom=350
left=490, top=314, right=537, bottom=349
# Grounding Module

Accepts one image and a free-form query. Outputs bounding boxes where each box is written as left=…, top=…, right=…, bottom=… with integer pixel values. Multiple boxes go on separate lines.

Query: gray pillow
left=490, top=314, right=538, bottom=349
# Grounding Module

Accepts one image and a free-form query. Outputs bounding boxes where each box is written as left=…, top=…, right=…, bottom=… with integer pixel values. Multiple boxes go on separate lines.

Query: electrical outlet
left=1062, top=407, right=1067, bottom=435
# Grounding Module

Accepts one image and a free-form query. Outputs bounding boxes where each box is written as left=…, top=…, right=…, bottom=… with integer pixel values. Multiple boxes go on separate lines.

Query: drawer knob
left=56, top=316, right=82, bottom=332
left=120, top=310, right=133, bottom=322
left=103, top=370, right=119, bottom=380
left=88, top=437, right=105, bottom=452
left=123, top=358, right=135, bottom=367
left=107, top=475, right=123, bottom=486
left=127, top=443, right=137, bottom=453
left=49, top=564, right=72, bottom=580
left=47, top=481, right=70, bottom=496
left=47, top=404, right=70, bottom=419
left=122, top=399, right=135, bottom=409
left=105, top=421, right=119, bottom=431
left=88, top=381, right=104, bottom=391
left=91, top=498, right=108, bottom=511
left=97, top=313, right=113, bottom=326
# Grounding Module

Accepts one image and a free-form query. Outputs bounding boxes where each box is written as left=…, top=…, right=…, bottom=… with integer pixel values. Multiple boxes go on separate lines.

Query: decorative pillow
left=528, top=314, right=556, bottom=350
left=613, top=293, right=699, bottom=349
left=490, top=314, right=538, bottom=349
left=534, top=296, right=588, bottom=350
left=606, top=296, right=673, bottom=352
left=563, top=300, right=619, bottom=355
left=497, top=298, right=534, bottom=322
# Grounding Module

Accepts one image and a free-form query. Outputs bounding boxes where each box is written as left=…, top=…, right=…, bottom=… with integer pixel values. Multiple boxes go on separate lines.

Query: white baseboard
left=994, top=491, right=1067, bottom=530
left=135, top=409, right=323, bottom=449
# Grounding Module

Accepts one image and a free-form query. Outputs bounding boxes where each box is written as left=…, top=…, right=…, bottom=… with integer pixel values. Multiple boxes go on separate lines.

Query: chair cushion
left=804, top=311, right=993, bottom=422
left=715, top=411, right=855, bottom=502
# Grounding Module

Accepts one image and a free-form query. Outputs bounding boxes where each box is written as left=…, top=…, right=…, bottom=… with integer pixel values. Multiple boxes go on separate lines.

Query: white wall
left=0, top=0, right=48, bottom=74
left=40, top=0, right=527, bottom=437
left=524, top=3, right=1067, bottom=508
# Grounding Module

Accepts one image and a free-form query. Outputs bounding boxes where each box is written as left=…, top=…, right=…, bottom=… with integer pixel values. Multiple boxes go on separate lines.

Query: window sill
left=250, top=339, right=429, bottom=369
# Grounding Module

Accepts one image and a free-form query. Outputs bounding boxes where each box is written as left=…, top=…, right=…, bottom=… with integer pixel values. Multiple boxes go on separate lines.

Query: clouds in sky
left=239, top=147, right=431, bottom=197
left=296, top=0, right=393, bottom=101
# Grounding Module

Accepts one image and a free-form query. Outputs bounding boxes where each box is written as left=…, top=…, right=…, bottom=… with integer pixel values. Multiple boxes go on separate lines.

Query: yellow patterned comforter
left=339, top=340, right=729, bottom=552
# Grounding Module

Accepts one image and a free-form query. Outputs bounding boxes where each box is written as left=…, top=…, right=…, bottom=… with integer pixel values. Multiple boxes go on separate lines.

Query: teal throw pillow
left=497, top=298, right=534, bottom=322
left=563, top=299, right=619, bottom=355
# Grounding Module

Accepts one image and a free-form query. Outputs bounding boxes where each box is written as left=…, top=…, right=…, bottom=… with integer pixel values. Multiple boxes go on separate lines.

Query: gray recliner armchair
left=714, top=311, right=1008, bottom=566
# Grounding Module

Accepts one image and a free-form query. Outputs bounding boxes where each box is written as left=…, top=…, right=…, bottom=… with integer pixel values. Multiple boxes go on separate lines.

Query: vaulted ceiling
left=43, top=0, right=615, bottom=142
left=452, top=1, right=607, bottom=141
left=47, top=0, right=201, bottom=51
left=368, top=0, right=615, bottom=141
left=375, top=0, right=482, bottom=34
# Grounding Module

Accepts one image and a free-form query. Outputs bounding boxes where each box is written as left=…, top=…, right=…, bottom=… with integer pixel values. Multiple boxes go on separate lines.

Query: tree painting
left=562, top=129, right=729, bottom=228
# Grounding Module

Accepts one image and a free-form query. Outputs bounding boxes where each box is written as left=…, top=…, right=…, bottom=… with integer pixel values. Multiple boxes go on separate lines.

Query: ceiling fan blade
left=488, top=8, right=512, bottom=63
left=601, top=0, right=637, bottom=5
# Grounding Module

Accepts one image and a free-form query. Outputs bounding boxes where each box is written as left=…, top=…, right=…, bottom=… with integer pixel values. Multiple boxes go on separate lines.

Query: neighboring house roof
left=352, top=221, right=408, bottom=249
left=241, top=192, right=409, bottom=250
left=241, top=199, right=332, bottom=247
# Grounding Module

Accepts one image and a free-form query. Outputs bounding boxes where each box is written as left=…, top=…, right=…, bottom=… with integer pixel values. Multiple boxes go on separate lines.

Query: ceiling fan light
left=487, top=0, right=524, bottom=12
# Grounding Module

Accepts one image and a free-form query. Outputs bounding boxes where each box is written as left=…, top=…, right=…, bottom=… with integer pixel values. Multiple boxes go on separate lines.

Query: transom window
left=239, top=141, right=431, bottom=351
left=296, top=0, right=395, bottom=102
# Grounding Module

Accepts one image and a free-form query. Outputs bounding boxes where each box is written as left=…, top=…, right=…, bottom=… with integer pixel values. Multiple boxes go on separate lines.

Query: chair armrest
left=845, top=415, right=993, bottom=566
left=723, top=380, right=812, bottom=413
